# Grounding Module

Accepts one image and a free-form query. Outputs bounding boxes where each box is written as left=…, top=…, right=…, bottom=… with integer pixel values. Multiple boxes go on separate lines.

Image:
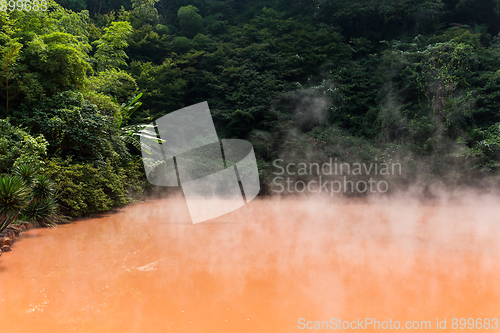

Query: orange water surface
left=0, top=196, right=499, bottom=332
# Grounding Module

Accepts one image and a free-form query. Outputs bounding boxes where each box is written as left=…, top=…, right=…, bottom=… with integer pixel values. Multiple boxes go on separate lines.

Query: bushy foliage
left=0, top=4, right=92, bottom=114
left=13, top=91, right=126, bottom=164
left=1, top=4, right=146, bottom=217
left=178, top=5, right=203, bottom=38
left=42, top=157, right=143, bottom=217
left=0, top=118, right=48, bottom=173
left=93, top=21, right=133, bottom=71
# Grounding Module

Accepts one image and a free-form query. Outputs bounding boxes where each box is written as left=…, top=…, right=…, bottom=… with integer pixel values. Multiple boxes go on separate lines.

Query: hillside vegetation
left=1, top=0, right=500, bottom=219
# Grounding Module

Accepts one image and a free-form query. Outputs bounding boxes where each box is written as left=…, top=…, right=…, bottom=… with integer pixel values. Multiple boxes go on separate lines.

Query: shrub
left=1, top=164, right=60, bottom=232
left=42, top=157, right=144, bottom=217
left=0, top=118, right=48, bottom=174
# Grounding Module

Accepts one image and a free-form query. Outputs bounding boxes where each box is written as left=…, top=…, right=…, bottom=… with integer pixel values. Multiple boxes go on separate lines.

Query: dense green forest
left=1, top=0, right=500, bottom=225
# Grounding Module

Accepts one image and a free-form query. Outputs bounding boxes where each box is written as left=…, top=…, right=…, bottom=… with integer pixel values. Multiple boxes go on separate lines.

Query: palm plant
left=117, top=93, right=143, bottom=129
left=0, top=165, right=60, bottom=232
left=13, top=163, right=38, bottom=187
left=0, top=175, right=30, bottom=233
left=30, top=174, right=55, bottom=201
left=117, top=93, right=151, bottom=151
left=116, top=93, right=168, bottom=155
left=24, top=197, right=58, bottom=228
left=23, top=174, right=59, bottom=227
left=117, top=94, right=168, bottom=158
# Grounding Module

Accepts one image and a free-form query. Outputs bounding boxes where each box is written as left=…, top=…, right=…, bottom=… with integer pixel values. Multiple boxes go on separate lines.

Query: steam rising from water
left=0, top=192, right=499, bottom=332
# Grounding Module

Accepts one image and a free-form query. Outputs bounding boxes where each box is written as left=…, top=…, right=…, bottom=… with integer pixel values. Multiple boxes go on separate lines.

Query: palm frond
left=31, top=174, right=56, bottom=201
left=0, top=175, right=30, bottom=233
left=13, top=164, right=38, bottom=186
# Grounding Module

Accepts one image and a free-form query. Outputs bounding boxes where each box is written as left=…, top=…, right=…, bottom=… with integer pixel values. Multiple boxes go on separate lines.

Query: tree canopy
left=1, top=0, right=500, bottom=218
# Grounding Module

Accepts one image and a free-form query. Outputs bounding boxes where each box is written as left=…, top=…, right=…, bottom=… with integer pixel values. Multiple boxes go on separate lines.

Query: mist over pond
left=1, top=194, right=499, bottom=332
